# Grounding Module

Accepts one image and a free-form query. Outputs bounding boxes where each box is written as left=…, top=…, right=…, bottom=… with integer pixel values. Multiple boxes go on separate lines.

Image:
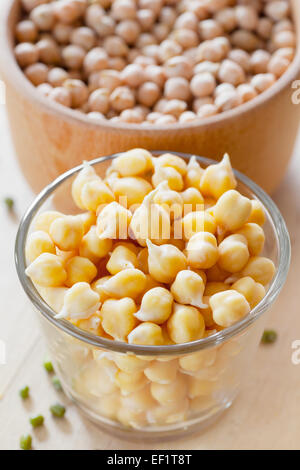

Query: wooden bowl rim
left=1, top=0, right=300, bottom=135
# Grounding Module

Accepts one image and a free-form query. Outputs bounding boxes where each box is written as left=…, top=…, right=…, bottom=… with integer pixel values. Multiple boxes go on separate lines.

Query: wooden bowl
left=1, top=0, right=300, bottom=194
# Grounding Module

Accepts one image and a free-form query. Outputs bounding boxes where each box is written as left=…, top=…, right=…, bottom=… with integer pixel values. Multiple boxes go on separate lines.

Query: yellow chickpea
left=154, top=153, right=187, bottom=176
left=96, top=201, right=132, bottom=240
left=50, top=215, right=84, bottom=251
left=181, top=187, right=204, bottom=214
left=74, top=312, right=104, bottom=336
left=113, top=148, right=154, bottom=176
left=65, top=256, right=98, bottom=287
left=236, top=223, right=265, bottom=256
left=80, top=179, right=115, bottom=212
left=218, top=234, right=250, bottom=273
left=186, top=232, right=219, bottom=269
left=170, top=270, right=207, bottom=309
left=147, top=239, right=187, bottom=283
left=101, top=297, right=138, bottom=341
left=56, top=282, right=101, bottom=320
left=35, top=285, right=68, bottom=314
left=153, top=181, right=183, bottom=220
left=144, top=359, right=178, bottom=384
left=96, top=392, right=120, bottom=421
left=113, top=353, right=149, bottom=373
left=91, top=276, right=111, bottom=303
left=121, top=386, right=157, bottom=414
left=25, top=230, right=56, bottom=264
left=200, top=153, right=237, bottom=199
left=147, top=398, right=189, bottom=425
left=184, top=155, right=205, bottom=189
left=150, top=374, right=187, bottom=406
left=206, top=263, right=229, bottom=282
left=128, top=322, right=164, bottom=346
left=167, top=303, right=205, bottom=344
left=115, top=370, right=149, bottom=395
left=181, top=210, right=216, bottom=240
left=152, top=166, right=184, bottom=192
left=111, top=176, right=153, bottom=207
left=135, top=287, right=173, bottom=324
left=188, top=377, right=218, bottom=399
left=106, top=245, right=138, bottom=275
left=231, top=276, right=265, bottom=309
left=101, top=268, right=147, bottom=299
left=129, top=188, right=171, bottom=246
left=179, top=349, right=217, bottom=373
left=137, top=247, right=149, bottom=273
left=33, top=210, right=64, bottom=233
left=248, top=199, right=266, bottom=226
left=72, top=162, right=99, bottom=210
left=79, top=211, right=97, bottom=234
left=204, top=281, right=229, bottom=296
left=209, top=290, right=250, bottom=327
left=241, top=256, right=276, bottom=285
left=214, top=189, right=252, bottom=232
left=25, top=253, right=67, bottom=287
left=79, top=226, right=112, bottom=264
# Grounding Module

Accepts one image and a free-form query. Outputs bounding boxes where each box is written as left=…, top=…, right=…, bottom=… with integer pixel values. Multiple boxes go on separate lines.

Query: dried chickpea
left=135, top=287, right=173, bottom=324
left=218, top=234, right=249, bottom=273
left=167, top=303, right=205, bottom=344
left=70, top=26, right=96, bottom=51
left=48, top=67, right=69, bottom=86
left=15, top=19, right=38, bottom=42
left=63, top=79, right=88, bottom=108
left=15, top=43, right=39, bottom=68
left=110, top=86, right=135, bottom=112
left=164, top=77, right=191, bottom=101
left=48, top=86, right=72, bottom=107
left=101, top=298, right=138, bottom=341
left=209, top=290, right=250, bottom=327
left=62, top=44, right=85, bottom=69
left=25, top=62, right=48, bottom=85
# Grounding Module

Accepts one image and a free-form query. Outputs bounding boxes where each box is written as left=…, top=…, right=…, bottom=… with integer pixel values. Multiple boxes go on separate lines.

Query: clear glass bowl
left=15, top=152, right=291, bottom=441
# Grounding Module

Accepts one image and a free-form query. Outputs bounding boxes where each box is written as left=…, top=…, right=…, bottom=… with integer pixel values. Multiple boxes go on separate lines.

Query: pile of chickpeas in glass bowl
left=18, top=148, right=288, bottom=436
left=14, top=0, right=296, bottom=125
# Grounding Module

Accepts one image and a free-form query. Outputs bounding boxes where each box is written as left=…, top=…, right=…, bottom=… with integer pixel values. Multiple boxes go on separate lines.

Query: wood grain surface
left=0, top=100, right=300, bottom=449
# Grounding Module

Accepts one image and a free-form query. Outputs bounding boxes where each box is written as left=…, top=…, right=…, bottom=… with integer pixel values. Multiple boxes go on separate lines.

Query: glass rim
left=15, top=151, right=291, bottom=356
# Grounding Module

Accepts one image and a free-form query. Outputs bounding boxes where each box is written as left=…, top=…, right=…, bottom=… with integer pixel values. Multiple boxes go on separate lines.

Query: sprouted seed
left=19, top=386, right=30, bottom=399
left=30, top=414, right=44, bottom=428
left=261, top=329, right=277, bottom=344
left=20, top=434, right=32, bottom=450
left=50, top=403, right=66, bottom=418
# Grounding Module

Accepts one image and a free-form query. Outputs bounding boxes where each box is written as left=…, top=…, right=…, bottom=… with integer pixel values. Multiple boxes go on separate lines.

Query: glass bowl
left=15, top=152, right=291, bottom=441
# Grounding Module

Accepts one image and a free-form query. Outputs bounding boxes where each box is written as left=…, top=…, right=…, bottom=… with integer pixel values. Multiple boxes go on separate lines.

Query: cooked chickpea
left=167, top=303, right=205, bottom=344
left=79, top=226, right=112, bottom=263
left=248, top=199, right=266, bottom=226
left=214, top=189, right=252, bottom=231
left=186, top=232, right=219, bottom=269
left=218, top=234, right=250, bottom=273
left=231, top=276, right=265, bottom=309
left=241, top=256, right=276, bottom=285
left=209, top=290, right=250, bottom=327
left=147, top=240, right=187, bottom=284
left=56, top=281, right=101, bottom=320
left=128, top=322, right=164, bottom=345
left=200, top=153, right=237, bottom=200
left=135, top=287, right=173, bottom=324
left=25, top=230, right=56, bottom=264
left=101, top=297, right=138, bottom=340
left=106, top=245, right=138, bottom=274
left=65, top=256, right=97, bottom=287
left=101, top=268, right=146, bottom=299
left=171, top=270, right=206, bottom=309
left=145, top=359, right=178, bottom=384
left=50, top=215, right=84, bottom=251
left=25, top=253, right=67, bottom=287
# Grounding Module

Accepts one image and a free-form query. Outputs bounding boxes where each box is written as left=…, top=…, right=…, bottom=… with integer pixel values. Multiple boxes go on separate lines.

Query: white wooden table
left=0, top=98, right=300, bottom=450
